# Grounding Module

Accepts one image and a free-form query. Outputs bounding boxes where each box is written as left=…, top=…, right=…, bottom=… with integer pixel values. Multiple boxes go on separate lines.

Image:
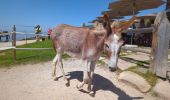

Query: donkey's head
left=102, top=14, right=136, bottom=72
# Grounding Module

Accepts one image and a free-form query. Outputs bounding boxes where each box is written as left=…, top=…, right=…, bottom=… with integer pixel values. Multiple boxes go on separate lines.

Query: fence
left=0, top=25, right=52, bottom=59
left=121, top=11, right=170, bottom=79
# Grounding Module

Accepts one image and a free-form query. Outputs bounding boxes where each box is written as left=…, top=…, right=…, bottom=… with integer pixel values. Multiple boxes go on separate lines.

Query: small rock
left=118, top=71, right=151, bottom=93
left=153, top=80, right=170, bottom=100
left=124, top=53, right=150, bottom=61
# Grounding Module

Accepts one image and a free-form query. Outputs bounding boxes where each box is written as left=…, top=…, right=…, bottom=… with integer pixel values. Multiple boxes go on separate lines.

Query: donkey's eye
left=105, top=44, right=109, bottom=48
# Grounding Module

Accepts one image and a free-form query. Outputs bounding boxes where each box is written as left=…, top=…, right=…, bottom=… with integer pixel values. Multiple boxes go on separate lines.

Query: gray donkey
left=51, top=14, right=136, bottom=96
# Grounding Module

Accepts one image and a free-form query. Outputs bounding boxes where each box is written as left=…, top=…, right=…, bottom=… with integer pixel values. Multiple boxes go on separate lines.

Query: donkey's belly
left=57, top=28, right=87, bottom=57
left=60, top=38, right=83, bottom=58
left=60, top=35, right=83, bottom=52
left=64, top=51, right=82, bottom=58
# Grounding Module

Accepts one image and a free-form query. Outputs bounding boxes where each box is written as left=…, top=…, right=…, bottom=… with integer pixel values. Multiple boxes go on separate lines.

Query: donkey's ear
left=102, top=14, right=112, bottom=36
left=102, top=14, right=110, bottom=26
left=103, top=14, right=110, bottom=20
left=121, top=16, right=136, bottom=31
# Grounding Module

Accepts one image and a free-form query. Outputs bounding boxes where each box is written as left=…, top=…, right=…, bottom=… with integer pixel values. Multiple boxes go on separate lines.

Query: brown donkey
left=51, top=14, right=136, bottom=96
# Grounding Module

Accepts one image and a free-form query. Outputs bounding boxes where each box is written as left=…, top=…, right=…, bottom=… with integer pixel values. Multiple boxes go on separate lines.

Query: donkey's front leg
left=87, top=61, right=96, bottom=96
left=77, top=60, right=90, bottom=89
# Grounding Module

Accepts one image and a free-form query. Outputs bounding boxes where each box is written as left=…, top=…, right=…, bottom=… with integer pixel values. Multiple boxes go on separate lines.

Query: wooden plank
left=15, top=48, right=52, bottom=50
left=150, top=12, right=170, bottom=78
left=0, top=47, right=52, bottom=51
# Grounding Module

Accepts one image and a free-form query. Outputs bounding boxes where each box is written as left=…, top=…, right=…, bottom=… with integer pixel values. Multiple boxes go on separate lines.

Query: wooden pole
left=25, top=32, right=27, bottom=44
left=12, top=25, right=16, bottom=60
left=150, top=12, right=170, bottom=78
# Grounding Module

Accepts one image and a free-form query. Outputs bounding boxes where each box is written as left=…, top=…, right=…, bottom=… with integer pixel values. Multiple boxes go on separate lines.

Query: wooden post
left=12, top=25, right=16, bottom=60
left=150, top=12, right=170, bottom=78
left=25, top=32, right=27, bottom=44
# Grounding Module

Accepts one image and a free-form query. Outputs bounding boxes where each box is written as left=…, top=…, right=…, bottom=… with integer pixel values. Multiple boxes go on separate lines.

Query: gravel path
left=0, top=59, right=160, bottom=100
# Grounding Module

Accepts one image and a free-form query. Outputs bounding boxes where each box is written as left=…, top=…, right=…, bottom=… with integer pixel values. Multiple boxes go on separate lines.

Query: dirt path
left=0, top=40, right=36, bottom=48
left=0, top=59, right=159, bottom=100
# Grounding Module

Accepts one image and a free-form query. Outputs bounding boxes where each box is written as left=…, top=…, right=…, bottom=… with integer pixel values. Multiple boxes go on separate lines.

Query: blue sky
left=0, top=0, right=166, bottom=32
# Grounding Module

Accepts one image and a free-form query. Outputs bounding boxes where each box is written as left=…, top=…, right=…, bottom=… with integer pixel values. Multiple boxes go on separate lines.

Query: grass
left=126, top=66, right=157, bottom=88
left=0, top=40, right=70, bottom=68
left=97, top=60, right=106, bottom=66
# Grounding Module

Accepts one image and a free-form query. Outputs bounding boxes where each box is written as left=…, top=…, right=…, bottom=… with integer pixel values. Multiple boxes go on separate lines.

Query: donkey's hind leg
left=52, top=54, right=58, bottom=78
left=57, top=53, right=69, bottom=86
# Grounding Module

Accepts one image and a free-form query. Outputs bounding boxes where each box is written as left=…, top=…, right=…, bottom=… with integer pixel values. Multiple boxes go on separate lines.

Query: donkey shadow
left=63, top=71, right=143, bottom=100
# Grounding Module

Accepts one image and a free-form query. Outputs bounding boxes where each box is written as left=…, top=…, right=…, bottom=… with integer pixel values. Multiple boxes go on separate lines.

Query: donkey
left=51, top=14, right=136, bottom=96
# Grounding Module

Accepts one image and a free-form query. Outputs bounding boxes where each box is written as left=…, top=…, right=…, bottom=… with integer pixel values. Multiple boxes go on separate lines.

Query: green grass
left=0, top=40, right=70, bottom=68
left=97, top=60, right=106, bottom=66
left=126, top=66, right=157, bottom=88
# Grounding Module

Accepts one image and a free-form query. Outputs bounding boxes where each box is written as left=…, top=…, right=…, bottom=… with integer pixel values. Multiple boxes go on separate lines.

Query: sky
left=0, top=0, right=166, bottom=32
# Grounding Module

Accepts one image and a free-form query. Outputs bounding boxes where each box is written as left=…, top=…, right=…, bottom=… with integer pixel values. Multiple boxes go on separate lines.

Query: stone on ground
left=124, top=52, right=150, bottom=61
left=99, top=57, right=137, bottom=70
left=118, top=71, right=151, bottom=93
left=118, top=59, right=136, bottom=70
left=153, top=80, right=170, bottom=100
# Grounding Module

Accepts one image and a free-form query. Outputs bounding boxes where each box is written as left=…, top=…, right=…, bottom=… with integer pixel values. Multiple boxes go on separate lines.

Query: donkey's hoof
left=109, top=67, right=117, bottom=72
left=76, top=84, right=81, bottom=90
left=89, top=91, right=95, bottom=97
left=53, top=77, right=58, bottom=81
left=76, top=84, right=82, bottom=90
left=65, top=81, right=70, bottom=87
left=51, top=72, right=56, bottom=77
left=87, top=88, right=91, bottom=93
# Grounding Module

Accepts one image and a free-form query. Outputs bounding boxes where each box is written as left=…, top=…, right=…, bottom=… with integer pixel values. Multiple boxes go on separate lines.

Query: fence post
left=150, top=11, right=170, bottom=78
left=12, top=25, right=16, bottom=60
left=25, top=32, right=27, bottom=44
